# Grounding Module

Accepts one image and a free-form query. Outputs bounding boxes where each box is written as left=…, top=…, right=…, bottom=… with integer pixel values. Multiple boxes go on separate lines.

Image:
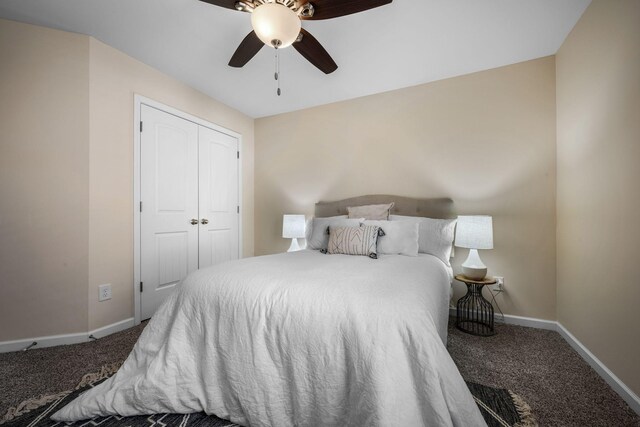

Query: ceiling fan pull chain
left=274, top=48, right=278, bottom=81
left=274, top=47, right=281, bottom=96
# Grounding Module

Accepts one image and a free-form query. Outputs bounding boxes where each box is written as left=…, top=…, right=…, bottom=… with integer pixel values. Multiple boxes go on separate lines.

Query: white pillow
left=363, top=220, right=419, bottom=256
left=307, top=217, right=363, bottom=250
left=305, top=215, right=345, bottom=243
left=389, top=215, right=457, bottom=265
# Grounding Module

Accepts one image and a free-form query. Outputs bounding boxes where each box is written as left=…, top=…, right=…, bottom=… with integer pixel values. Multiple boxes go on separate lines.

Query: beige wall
left=556, top=0, right=640, bottom=396
left=0, top=19, right=90, bottom=340
left=87, top=38, right=255, bottom=330
left=0, top=18, right=255, bottom=339
left=255, top=57, right=557, bottom=320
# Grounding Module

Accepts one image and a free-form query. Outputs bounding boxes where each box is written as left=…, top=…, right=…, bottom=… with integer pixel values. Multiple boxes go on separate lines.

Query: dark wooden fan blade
left=293, top=28, right=337, bottom=74
left=199, top=0, right=238, bottom=11
left=302, top=0, right=392, bottom=20
left=229, top=31, right=264, bottom=68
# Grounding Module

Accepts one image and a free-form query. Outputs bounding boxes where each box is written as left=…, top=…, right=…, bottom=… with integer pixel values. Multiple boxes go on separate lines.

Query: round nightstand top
left=454, top=274, right=497, bottom=285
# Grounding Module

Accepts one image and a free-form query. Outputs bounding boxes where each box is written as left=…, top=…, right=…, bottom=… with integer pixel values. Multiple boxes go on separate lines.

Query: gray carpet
left=448, top=321, right=639, bottom=426
left=0, top=323, right=146, bottom=418
left=0, top=320, right=638, bottom=426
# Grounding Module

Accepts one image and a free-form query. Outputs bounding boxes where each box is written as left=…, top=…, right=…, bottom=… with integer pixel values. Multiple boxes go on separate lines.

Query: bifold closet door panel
left=198, top=126, right=240, bottom=269
left=140, top=105, right=200, bottom=320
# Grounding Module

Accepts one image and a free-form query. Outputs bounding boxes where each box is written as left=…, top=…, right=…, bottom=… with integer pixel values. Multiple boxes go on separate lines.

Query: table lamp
left=454, top=215, right=493, bottom=280
left=282, top=214, right=306, bottom=252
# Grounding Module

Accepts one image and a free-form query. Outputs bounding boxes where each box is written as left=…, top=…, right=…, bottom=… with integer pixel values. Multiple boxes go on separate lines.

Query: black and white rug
left=1, top=363, right=536, bottom=426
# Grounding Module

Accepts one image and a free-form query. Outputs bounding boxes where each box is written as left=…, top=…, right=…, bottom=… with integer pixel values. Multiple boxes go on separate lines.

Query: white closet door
left=140, top=105, right=199, bottom=320
left=198, top=126, right=239, bottom=269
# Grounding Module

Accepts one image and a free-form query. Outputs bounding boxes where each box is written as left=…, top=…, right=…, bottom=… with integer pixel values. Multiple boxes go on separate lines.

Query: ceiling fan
left=200, top=0, right=393, bottom=75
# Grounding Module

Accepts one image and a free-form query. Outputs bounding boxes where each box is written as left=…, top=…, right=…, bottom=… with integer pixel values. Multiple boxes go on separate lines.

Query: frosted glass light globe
left=251, top=3, right=301, bottom=48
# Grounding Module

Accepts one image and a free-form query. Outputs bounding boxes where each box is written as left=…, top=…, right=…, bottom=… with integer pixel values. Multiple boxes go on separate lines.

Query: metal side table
left=455, top=274, right=497, bottom=336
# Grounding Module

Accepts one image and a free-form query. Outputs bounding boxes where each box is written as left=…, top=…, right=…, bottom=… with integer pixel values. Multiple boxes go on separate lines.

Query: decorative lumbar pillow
left=327, top=225, right=380, bottom=258
left=347, top=202, right=395, bottom=220
left=390, top=215, right=457, bottom=265
left=307, top=217, right=363, bottom=250
left=364, top=220, right=419, bottom=256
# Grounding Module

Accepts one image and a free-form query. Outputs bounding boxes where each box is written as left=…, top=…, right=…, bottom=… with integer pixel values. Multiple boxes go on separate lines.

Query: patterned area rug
left=1, top=362, right=536, bottom=426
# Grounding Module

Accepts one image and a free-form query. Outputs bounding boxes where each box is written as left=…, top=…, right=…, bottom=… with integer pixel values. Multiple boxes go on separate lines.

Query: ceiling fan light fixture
left=251, top=2, right=301, bottom=48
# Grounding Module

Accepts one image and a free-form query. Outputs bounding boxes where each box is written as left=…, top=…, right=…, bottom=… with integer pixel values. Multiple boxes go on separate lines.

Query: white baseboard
left=0, top=317, right=135, bottom=353
left=0, top=332, right=88, bottom=353
left=449, top=308, right=556, bottom=330
left=495, top=313, right=558, bottom=330
left=88, top=318, right=135, bottom=339
left=557, top=322, right=640, bottom=415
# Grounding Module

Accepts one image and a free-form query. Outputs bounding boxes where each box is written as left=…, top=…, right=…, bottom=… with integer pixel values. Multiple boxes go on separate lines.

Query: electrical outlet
left=493, top=276, right=505, bottom=291
left=98, top=284, right=112, bottom=302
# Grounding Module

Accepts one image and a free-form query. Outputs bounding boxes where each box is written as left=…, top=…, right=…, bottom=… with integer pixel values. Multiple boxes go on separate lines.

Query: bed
left=52, top=195, right=486, bottom=426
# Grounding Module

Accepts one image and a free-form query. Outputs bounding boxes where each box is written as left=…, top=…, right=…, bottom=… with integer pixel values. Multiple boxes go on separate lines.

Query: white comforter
left=53, top=250, right=486, bottom=426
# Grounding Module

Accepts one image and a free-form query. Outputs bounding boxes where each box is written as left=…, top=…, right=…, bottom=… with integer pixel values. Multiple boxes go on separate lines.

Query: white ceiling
left=0, top=0, right=590, bottom=118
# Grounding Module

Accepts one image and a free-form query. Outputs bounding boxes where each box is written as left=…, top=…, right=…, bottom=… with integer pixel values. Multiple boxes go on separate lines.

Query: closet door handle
left=201, top=218, right=209, bottom=225
left=190, top=219, right=198, bottom=225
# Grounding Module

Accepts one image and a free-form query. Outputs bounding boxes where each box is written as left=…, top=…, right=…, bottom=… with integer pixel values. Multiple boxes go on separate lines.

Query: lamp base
left=462, top=266, right=488, bottom=281
left=462, top=249, right=488, bottom=280
left=287, top=238, right=301, bottom=252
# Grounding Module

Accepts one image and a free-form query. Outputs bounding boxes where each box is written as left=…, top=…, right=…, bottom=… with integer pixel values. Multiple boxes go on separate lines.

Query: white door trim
left=133, top=94, right=243, bottom=325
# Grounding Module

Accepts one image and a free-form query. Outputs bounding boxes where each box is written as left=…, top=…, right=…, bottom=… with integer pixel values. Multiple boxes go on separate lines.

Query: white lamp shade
left=251, top=3, right=301, bottom=48
left=455, top=215, right=493, bottom=250
left=282, top=214, right=306, bottom=238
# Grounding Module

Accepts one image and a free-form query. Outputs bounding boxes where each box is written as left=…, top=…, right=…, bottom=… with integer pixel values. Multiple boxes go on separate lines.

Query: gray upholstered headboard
left=314, top=195, right=454, bottom=219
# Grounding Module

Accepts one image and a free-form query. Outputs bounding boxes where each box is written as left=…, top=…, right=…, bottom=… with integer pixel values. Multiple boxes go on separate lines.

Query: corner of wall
left=555, top=0, right=640, bottom=399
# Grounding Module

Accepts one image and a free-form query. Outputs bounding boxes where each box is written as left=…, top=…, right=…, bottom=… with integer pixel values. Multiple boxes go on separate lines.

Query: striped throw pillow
left=327, top=225, right=380, bottom=259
